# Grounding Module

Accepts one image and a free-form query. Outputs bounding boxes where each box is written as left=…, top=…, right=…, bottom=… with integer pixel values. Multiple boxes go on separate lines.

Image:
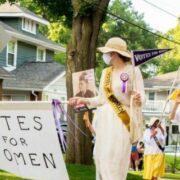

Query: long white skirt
left=94, top=103, right=131, bottom=180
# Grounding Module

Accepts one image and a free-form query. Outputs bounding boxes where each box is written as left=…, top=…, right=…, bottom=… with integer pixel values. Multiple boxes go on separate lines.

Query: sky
left=130, top=0, right=180, bottom=33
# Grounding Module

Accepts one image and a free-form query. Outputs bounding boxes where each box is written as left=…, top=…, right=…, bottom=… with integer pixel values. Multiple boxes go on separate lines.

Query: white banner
left=0, top=102, right=69, bottom=180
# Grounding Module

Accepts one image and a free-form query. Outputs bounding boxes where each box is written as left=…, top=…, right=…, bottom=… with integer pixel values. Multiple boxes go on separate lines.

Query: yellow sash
left=104, top=67, right=130, bottom=131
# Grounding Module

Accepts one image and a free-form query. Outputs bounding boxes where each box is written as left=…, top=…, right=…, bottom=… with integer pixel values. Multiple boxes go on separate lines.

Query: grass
left=164, top=173, right=180, bottom=179
left=165, top=155, right=180, bottom=172
left=1, top=164, right=180, bottom=180
left=67, top=164, right=95, bottom=180
left=67, top=165, right=180, bottom=180
left=67, top=164, right=142, bottom=180
left=131, top=171, right=180, bottom=179
left=0, top=170, right=26, bottom=180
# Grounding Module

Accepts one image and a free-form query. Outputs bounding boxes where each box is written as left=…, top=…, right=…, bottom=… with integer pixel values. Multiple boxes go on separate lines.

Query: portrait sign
left=72, top=69, right=96, bottom=112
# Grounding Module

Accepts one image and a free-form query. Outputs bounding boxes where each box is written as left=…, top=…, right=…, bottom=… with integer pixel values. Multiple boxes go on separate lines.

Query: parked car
left=164, top=145, right=180, bottom=156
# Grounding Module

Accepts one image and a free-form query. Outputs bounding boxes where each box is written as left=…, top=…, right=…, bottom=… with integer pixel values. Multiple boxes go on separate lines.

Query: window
left=22, top=18, right=36, bottom=34
left=2, top=95, right=11, bottom=101
left=172, top=125, right=179, bottom=134
left=149, top=92, right=155, bottom=100
left=2, top=95, right=26, bottom=101
left=37, top=48, right=46, bottom=62
left=11, top=95, right=26, bottom=101
left=7, top=41, right=17, bottom=66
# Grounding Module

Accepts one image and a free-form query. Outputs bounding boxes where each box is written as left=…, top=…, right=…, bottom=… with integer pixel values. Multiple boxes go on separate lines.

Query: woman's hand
left=132, top=92, right=142, bottom=106
left=157, top=122, right=165, bottom=135
left=151, top=129, right=158, bottom=138
left=69, top=97, right=90, bottom=107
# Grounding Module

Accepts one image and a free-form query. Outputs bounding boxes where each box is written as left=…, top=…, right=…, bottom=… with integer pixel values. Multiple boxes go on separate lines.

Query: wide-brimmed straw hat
left=98, top=37, right=131, bottom=58
left=148, top=117, right=159, bottom=127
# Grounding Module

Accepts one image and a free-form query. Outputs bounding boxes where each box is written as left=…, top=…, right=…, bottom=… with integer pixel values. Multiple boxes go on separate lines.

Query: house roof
left=0, top=21, right=66, bottom=52
left=0, top=67, right=15, bottom=79
left=3, top=61, right=65, bottom=91
left=144, top=71, right=179, bottom=90
left=0, top=3, right=49, bottom=25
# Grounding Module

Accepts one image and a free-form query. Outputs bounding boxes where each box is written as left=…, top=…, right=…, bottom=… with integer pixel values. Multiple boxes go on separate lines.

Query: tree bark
left=66, top=0, right=110, bottom=164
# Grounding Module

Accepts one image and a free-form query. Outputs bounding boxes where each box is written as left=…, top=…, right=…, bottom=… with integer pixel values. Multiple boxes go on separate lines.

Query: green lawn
left=1, top=164, right=180, bottom=180
left=0, top=170, right=26, bottom=180
left=67, top=164, right=180, bottom=180
left=165, top=155, right=180, bottom=172
left=131, top=171, right=180, bottom=180
left=67, top=164, right=142, bottom=180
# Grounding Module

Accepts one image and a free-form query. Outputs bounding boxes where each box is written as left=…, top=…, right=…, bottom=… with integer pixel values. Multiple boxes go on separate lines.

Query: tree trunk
left=66, top=0, right=110, bottom=164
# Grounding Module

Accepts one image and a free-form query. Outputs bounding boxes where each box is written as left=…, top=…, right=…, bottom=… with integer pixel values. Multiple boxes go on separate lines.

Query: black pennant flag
left=132, top=48, right=171, bottom=66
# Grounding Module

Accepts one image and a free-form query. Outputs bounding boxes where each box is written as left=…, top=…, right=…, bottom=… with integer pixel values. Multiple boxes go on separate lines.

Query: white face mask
left=102, top=53, right=111, bottom=65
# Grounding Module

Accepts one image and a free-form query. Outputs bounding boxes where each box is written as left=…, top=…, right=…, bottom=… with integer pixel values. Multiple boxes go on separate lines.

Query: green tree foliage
left=99, top=0, right=156, bottom=49
left=96, top=0, right=159, bottom=79
left=21, top=0, right=73, bottom=26
left=46, top=19, right=71, bottom=65
left=157, top=20, right=180, bottom=74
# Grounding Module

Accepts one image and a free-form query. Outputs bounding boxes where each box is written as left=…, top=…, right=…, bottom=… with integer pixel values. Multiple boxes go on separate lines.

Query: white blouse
left=143, top=128, right=166, bottom=155
left=87, top=65, right=145, bottom=108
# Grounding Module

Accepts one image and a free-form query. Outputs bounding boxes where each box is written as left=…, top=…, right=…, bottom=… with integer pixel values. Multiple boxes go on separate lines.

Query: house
left=0, top=3, right=67, bottom=103
left=143, top=70, right=180, bottom=145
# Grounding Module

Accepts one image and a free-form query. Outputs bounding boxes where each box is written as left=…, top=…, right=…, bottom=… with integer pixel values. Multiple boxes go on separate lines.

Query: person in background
left=130, top=142, right=139, bottom=171
left=83, top=109, right=100, bottom=180
left=69, top=37, right=145, bottom=180
left=143, top=117, right=166, bottom=180
left=137, top=141, right=144, bottom=171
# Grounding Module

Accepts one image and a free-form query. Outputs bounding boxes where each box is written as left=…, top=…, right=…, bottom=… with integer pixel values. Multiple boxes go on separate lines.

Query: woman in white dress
left=69, top=37, right=145, bottom=180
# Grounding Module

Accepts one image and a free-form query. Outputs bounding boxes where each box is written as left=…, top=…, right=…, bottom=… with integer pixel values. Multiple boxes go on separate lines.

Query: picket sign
left=0, top=101, right=69, bottom=180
